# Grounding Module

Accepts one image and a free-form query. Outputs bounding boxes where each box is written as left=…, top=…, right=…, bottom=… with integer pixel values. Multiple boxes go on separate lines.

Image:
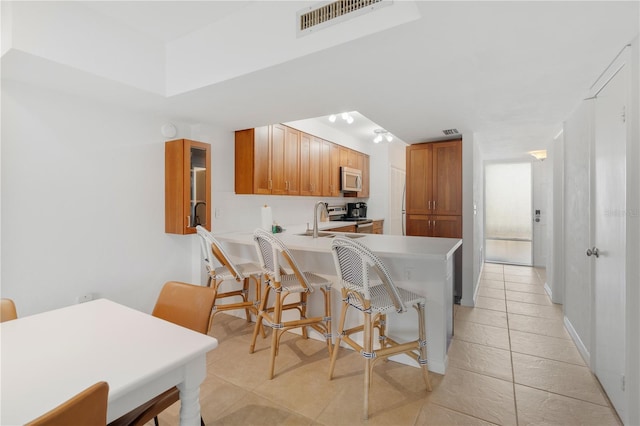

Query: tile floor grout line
left=502, top=276, right=520, bottom=426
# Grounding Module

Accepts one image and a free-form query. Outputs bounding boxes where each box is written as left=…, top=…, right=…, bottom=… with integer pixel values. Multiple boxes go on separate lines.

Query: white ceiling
left=4, top=1, right=638, bottom=159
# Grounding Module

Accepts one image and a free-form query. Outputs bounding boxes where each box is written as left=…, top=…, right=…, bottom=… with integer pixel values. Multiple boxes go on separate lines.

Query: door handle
left=586, top=247, right=600, bottom=258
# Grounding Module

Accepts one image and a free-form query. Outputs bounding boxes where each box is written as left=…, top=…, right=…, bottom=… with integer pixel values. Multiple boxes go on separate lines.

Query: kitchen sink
left=296, top=231, right=365, bottom=239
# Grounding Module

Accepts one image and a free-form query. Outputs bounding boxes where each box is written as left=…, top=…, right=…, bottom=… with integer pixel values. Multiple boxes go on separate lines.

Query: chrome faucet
left=313, top=201, right=329, bottom=238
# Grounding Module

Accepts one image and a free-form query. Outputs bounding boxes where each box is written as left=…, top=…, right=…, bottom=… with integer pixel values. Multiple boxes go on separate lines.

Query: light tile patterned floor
left=155, top=263, right=621, bottom=425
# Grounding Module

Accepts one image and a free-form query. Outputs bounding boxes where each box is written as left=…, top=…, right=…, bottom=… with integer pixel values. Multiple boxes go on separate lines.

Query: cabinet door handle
left=433, top=200, right=437, bottom=210
left=428, top=200, right=432, bottom=209
left=268, top=179, right=272, bottom=190
left=186, top=216, right=191, bottom=228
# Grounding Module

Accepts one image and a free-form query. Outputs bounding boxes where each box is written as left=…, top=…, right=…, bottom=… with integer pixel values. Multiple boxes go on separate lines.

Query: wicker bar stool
left=196, top=226, right=263, bottom=330
left=250, top=228, right=333, bottom=379
left=329, top=236, right=432, bottom=420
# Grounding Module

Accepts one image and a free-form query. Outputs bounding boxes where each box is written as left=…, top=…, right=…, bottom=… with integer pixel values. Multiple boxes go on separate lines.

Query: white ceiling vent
left=297, top=0, right=392, bottom=37
left=442, top=129, right=460, bottom=136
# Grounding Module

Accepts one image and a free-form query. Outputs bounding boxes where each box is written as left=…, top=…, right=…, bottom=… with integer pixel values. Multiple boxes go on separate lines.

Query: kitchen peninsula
left=215, top=224, right=461, bottom=374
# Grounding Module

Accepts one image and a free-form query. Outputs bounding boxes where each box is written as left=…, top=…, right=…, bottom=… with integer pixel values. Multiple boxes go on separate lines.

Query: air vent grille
left=442, top=129, right=460, bottom=136
left=298, top=0, right=390, bottom=36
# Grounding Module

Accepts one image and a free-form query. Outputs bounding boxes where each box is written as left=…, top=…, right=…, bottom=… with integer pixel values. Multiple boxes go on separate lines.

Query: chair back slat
left=196, top=226, right=244, bottom=281
left=331, top=236, right=405, bottom=312
left=253, top=229, right=312, bottom=291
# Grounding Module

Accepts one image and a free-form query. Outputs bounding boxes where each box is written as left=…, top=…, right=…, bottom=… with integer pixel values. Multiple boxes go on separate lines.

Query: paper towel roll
left=261, top=205, right=272, bottom=232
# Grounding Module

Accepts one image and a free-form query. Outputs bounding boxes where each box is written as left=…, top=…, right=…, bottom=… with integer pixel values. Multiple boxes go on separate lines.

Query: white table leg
left=176, top=356, right=207, bottom=426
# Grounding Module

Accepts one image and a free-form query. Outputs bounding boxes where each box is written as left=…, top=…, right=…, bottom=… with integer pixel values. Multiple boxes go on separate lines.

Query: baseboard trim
left=544, top=282, right=553, bottom=299
left=564, top=315, right=590, bottom=366
left=461, top=263, right=483, bottom=307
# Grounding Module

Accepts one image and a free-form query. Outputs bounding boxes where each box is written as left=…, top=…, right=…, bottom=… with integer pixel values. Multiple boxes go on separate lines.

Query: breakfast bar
left=215, top=226, right=461, bottom=374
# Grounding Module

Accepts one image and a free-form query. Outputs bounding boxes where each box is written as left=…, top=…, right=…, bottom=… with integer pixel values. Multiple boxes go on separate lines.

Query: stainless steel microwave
left=341, top=166, right=362, bottom=192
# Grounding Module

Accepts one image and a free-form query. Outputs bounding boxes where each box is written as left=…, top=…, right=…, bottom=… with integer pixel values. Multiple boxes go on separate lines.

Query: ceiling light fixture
left=528, top=150, right=547, bottom=161
left=373, top=129, right=393, bottom=144
left=328, top=112, right=354, bottom=124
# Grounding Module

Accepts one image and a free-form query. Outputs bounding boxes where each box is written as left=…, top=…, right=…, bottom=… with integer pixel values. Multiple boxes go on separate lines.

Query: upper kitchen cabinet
left=235, top=125, right=300, bottom=195
left=235, top=125, right=369, bottom=198
left=165, top=139, right=211, bottom=235
left=406, top=139, right=462, bottom=238
left=300, top=133, right=322, bottom=196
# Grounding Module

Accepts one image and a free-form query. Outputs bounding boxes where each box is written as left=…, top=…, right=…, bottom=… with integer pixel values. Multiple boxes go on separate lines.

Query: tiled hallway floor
left=157, top=264, right=621, bottom=425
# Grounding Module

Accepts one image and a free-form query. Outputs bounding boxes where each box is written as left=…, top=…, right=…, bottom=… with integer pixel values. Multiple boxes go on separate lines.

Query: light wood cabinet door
left=406, top=214, right=461, bottom=238
left=356, top=152, right=370, bottom=198
left=253, top=126, right=271, bottom=194
left=432, top=215, right=462, bottom=238
left=300, top=133, right=321, bottom=196
left=322, top=140, right=341, bottom=197
left=372, top=219, right=383, bottom=234
left=283, top=126, right=300, bottom=195
left=432, top=140, right=462, bottom=215
left=235, top=127, right=270, bottom=194
left=270, top=124, right=287, bottom=195
left=406, top=144, right=433, bottom=214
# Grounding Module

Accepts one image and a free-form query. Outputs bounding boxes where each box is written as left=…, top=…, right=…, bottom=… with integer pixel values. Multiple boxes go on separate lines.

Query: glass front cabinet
left=165, top=139, right=211, bottom=234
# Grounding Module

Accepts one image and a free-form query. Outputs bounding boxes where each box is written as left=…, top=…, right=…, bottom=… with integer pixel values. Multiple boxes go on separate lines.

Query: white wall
left=532, top=159, right=548, bottom=268
left=471, top=136, right=484, bottom=303
left=562, top=99, right=593, bottom=359
left=460, top=133, right=478, bottom=306
left=1, top=80, right=192, bottom=316
left=548, top=133, right=565, bottom=303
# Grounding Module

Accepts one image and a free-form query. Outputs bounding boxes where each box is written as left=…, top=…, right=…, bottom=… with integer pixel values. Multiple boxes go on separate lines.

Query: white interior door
left=592, top=56, right=628, bottom=420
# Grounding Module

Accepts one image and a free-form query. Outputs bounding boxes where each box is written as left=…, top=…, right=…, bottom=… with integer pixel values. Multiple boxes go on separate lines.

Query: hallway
left=157, top=263, right=621, bottom=425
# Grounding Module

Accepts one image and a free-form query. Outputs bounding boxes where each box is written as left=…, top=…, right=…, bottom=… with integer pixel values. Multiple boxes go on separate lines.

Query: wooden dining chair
left=26, top=381, right=109, bottom=426
left=329, top=236, right=432, bottom=420
left=1, top=298, right=18, bottom=322
left=108, top=281, right=216, bottom=426
left=250, top=228, right=333, bottom=379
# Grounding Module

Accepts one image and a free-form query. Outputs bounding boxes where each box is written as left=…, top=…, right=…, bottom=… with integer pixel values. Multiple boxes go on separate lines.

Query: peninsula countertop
left=214, top=223, right=461, bottom=261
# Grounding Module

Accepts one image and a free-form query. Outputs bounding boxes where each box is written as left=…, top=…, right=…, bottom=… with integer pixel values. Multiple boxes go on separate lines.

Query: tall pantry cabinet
left=406, top=139, right=462, bottom=238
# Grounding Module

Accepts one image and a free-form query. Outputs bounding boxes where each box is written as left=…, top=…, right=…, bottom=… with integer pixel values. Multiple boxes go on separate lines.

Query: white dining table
left=0, top=298, right=218, bottom=426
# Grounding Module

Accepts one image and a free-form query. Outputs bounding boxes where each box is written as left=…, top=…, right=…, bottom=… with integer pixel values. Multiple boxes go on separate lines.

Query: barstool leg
left=363, top=305, right=373, bottom=420
left=250, top=285, right=271, bottom=354
left=416, top=302, right=432, bottom=391
left=323, top=287, right=332, bottom=356
left=242, top=277, right=251, bottom=322
left=328, top=292, right=349, bottom=380
left=268, top=289, right=283, bottom=380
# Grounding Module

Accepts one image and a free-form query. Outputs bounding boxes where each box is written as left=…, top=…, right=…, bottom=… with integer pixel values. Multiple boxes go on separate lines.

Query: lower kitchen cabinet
left=326, top=224, right=356, bottom=233
left=406, top=214, right=461, bottom=238
left=372, top=219, right=384, bottom=234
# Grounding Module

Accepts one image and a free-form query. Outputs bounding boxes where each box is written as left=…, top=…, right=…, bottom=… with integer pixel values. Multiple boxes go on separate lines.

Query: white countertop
left=216, top=223, right=461, bottom=261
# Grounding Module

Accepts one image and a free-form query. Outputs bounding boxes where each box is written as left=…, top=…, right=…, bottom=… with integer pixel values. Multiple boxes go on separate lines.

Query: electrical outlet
left=76, top=293, right=93, bottom=304
left=214, top=208, right=222, bottom=218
